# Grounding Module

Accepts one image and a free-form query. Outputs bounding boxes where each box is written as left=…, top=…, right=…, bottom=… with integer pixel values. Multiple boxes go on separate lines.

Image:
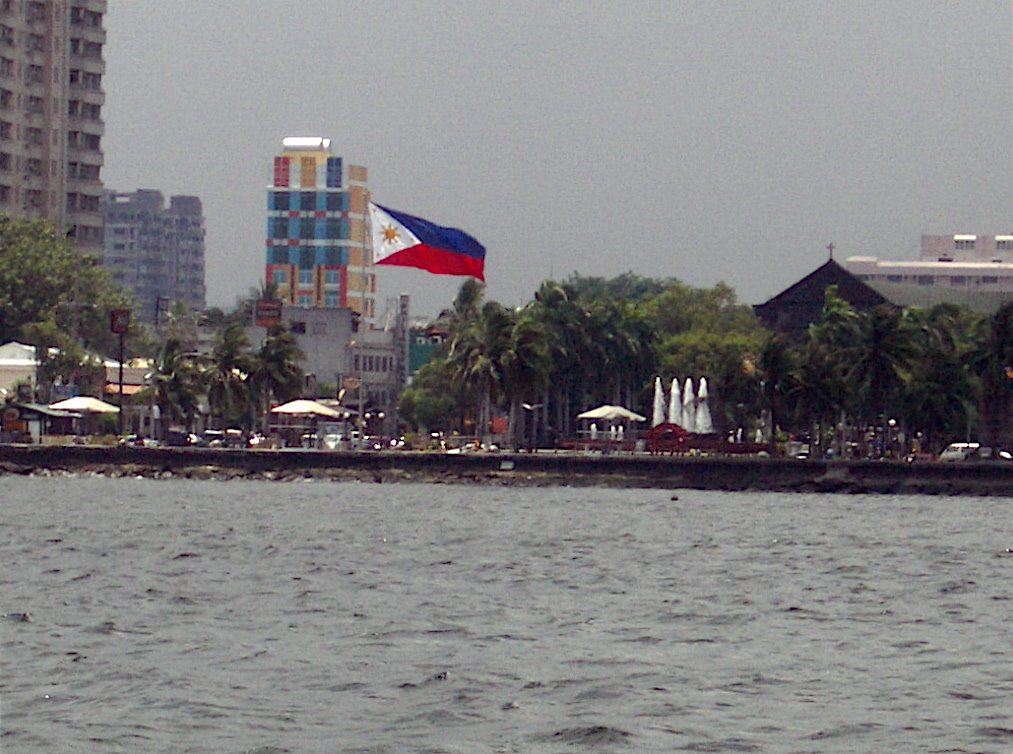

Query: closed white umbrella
left=668, top=377, right=682, bottom=426
left=682, top=377, right=696, bottom=433
left=696, top=377, right=713, bottom=434
left=652, top=377, right=666, bottom=427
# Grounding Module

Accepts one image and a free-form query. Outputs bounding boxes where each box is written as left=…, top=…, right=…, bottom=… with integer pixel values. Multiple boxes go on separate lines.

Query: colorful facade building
left=265, top=137, right=375, bottom=319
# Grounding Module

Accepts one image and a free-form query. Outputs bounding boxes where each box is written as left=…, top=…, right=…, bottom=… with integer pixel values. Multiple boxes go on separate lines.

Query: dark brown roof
left=753, top=259, right=891, bottom=337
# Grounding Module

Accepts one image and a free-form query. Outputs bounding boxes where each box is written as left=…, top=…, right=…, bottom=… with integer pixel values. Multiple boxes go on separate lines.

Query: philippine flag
left=369, top=202, right=486, bottom=281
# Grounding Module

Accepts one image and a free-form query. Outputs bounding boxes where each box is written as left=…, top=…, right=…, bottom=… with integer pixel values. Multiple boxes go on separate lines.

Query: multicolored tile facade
left=265, top=138, right=375, bottom=317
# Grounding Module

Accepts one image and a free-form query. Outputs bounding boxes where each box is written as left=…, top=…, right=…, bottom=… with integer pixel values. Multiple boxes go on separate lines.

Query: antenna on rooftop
left=827, top=242, right=835, bottom=260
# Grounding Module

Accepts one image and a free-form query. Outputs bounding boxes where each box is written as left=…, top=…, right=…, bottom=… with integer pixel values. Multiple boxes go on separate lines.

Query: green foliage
left=565, top=271, right=674, bottom=303
left=0, top=217, right=137, bottom=358
left=399, top=359, right=457, bottom=432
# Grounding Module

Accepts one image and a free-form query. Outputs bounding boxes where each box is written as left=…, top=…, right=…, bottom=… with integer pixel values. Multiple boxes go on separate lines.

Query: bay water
left=2, top=476, right=1011, bottom=753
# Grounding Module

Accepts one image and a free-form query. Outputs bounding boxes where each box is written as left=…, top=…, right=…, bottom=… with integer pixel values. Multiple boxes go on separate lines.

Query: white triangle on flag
left=369, top=203, right=420, bottom=264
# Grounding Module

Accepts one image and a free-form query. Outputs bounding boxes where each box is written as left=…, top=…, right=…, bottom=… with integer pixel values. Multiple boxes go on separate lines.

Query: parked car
left=939, top=443, right=1012, bottom=462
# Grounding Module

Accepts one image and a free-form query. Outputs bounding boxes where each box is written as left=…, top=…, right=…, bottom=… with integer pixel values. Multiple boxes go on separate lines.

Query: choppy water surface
left=2, top=477, right=1012, bottom=753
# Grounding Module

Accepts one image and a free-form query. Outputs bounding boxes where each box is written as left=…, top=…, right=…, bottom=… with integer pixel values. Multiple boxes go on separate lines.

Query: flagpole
left=358, top=190, right=370, bottom=443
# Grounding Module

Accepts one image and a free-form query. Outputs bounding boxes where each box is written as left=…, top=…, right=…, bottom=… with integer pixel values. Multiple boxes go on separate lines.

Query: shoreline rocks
left=1, top=445, right=1012, bottom=496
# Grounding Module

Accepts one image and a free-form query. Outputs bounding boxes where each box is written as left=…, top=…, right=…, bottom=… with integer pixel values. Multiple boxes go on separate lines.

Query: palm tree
left=500, top=308, right=552, bottom=449
left=970, top=302, right=1013, bottom=456
left=758, top=333, right=796, bottom=443
left=848, top=305, right=917, bottom=431
left=802, top=287, right=865, bottom=454
left=206, top=321, right=254, bottom=429
left=528, top=281, right=589, bottom=439
left=146, top=337, right=203, bottom=432
left=445, top=300, right=512, bottom=437
left=901, top=304, right=977, bottom=453
left=247, top=325, right=304, bottom=431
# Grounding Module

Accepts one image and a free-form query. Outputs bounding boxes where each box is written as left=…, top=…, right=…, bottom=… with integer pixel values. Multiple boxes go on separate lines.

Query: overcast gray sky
left=102, top=1, right=1012, bottom=318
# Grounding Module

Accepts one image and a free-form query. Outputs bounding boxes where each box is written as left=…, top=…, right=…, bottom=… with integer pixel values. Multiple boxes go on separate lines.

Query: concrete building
left=0, top=0, right=106, bottom=256
left=265, top=137, right=376, bottom=320
left=846, top=234, right=1013, bottom=313
left=102, top=189, right=207, bottom=324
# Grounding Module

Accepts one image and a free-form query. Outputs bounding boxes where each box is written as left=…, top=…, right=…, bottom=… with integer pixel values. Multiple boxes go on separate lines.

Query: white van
left=938, top=442, right=980, bottom=462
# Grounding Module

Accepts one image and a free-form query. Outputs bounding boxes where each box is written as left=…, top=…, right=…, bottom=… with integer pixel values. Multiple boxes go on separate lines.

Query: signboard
left=255, top=299, right=283, bottom=327
left=110, top=308, right=130, bottom=334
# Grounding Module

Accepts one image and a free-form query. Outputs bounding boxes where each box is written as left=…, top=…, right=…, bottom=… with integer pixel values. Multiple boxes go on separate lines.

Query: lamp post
left=110, top=309, right=130, bottom=436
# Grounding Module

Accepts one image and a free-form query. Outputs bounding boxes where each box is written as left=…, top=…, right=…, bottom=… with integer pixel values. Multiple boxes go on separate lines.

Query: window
left=981, top=276, right=998, bottom=284
left=326, top=192, right=346, bottom=212
left=886, top=275, right=902, bottom=283
left=997, top=240, right=1013, bottom=251
left=272, top=191, right=290, bottom=211
left=954, top=239, right=975, bottom=250
left=324, top=269, right=340, bottom=286
left=271, top=268, right=288, bottom=284
left=917, top=276, right=934, bottom=286
left=949, top=276, right=967, bottom=286
left=299, top=269, right=313, bottom=285
left=324, top=292, right=339, bottom=306
left=290, top=320, right=307, bottom=334
left=300, top=191, right=316, bottom=211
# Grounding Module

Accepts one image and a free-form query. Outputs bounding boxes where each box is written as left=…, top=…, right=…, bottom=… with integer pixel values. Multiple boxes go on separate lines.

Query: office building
left=265, top=136, right=375, bottom=319
left=846, top=234, right=1013, bottom=313
left=0, top=0, right=106, bottom=255
left=102, top=189, right=207, bottom=324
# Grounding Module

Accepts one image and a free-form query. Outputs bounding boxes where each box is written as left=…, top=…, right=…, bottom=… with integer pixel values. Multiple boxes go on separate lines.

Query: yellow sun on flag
left=382, top=224, right=399, bottom=244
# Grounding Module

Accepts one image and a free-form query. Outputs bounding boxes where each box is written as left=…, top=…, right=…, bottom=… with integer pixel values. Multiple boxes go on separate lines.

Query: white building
left=845, top=234, right=1013, bottom=313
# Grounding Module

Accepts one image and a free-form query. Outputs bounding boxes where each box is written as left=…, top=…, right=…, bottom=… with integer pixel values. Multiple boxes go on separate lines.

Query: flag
left=369, top=202, right=485, bottom=281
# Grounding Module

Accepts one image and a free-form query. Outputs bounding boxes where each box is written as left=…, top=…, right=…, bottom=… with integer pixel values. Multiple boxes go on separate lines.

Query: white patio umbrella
left=270, top=399, right=343, bottom=418
left=652, top=377, right=666, bottom=427
left=577, top=404, right=647, bottom=422
left=49, top=396, right=120, bottom=413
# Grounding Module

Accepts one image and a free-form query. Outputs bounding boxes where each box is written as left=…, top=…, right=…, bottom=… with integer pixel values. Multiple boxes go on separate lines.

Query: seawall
left=2, top=445, right=1012, bottom=496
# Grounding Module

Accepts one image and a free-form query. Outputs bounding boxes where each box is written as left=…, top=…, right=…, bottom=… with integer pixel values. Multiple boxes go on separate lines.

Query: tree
left=970, top=302, right=1013, bottom=456
left=145, top=337, right=203, bottom=431
left=398, top=359, right=457, bottom=434
left=0, top=217, right=137, bottom=358
left=206, top=322, right=254, bottom=428
left=500, top=307, right=552, bottom=449
left=758, top=333, right=796, bottom=442
left=247, top=325, right=304, bottom=430
left=901, top=304, right=978, bottom=452
left=445, top=300, right=513, bottom=436
left=848, top=305, right=917, bottom=430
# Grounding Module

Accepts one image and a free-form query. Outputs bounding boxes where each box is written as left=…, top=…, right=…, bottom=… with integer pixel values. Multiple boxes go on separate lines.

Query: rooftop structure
left=845, top=234, right=1013, bottom=313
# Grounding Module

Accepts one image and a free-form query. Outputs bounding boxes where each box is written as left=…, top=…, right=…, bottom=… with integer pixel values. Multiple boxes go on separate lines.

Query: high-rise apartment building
left=265, top=137, right=375, bottom=319
left=0, top=0, right=106, bottom=255
left=102, top=189, right=206, bottom=324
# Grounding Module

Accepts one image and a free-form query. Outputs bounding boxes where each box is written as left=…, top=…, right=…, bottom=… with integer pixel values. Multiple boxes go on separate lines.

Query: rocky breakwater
left=2, top=444, right=1013, bottom=495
